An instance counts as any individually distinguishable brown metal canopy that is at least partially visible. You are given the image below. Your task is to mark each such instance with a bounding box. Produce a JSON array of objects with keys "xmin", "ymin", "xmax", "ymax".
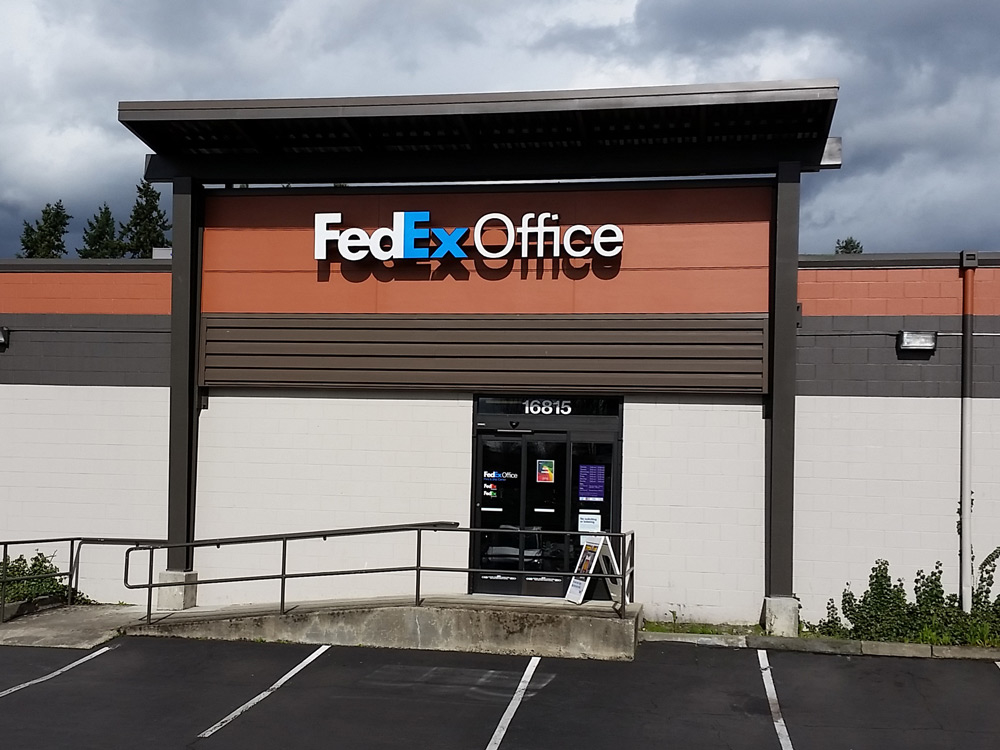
[{"xmin": 119, "ymin": 79, "xmax": 840, "ymax": 184}]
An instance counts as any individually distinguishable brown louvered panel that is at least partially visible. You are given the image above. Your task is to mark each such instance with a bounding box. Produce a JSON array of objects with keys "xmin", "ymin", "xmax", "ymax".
[
  {"xmin": 204, "ymin": 342, "xmax": 762, "ymax": 359},
  {"xmin": 205, "ymin": 354, "xmax": 761, "ymax": 374},
  {"xmin": 204, "ymin": 313, "xmax": 766, "ymax": 329},
  {"xmin": 200, "ymin": 314, "xmax": 767, "ymax": 393},
  {"xmin": 203, "ymin": 368, "xmax": 763, "ymax": 391},
  {"xmin": 207, "ymin": 328, "xmax": 763, "ymax": 345}
]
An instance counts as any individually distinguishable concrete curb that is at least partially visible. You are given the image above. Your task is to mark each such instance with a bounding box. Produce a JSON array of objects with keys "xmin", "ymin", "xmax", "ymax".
[
  {"xmin": 748, "ymin": 635, "xmax": 862, "ymax": 655},
  {"xmin": 931, "ymin": 645, "xmax": 1000, "ymax": 660},
  {"xmin": 640, "ymin": 630, "xmax": 1000, "ymax": 661},
  {"xmin": 860, "ymin": 641, "xmax": 932, "ymax": 658}
]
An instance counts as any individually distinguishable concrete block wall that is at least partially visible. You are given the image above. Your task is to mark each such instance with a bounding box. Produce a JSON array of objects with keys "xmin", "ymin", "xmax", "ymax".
[
  {"xmin": 794, "ymin": 396, "xmax": 963, "ymax": 622},
  {"xmin": 194, "ymin": 390, "xmax": 473, "ymax": 605},
  {"xmin": 972, "ymin": 399, "xmax": 1000, "ymax": 582},
  {"xmin": 0, "ymin": 384, "xmax": 169, "ymax": 604},
  {"xmin": 622, "ymin": 395, "xmax": 765, "ymax": 624}
]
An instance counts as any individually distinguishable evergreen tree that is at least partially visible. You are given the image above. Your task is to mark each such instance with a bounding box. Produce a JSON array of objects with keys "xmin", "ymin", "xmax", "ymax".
[
  {"xmin": 18, "ymin": 200, "xmax": 72, "ymax": 258},
  {"xmin": 119, "ymin": 181, "xmax": 171, "ymax": 259},
  {"xmin": 78, "ymin": 203, "xmax": 124, "ymax": 259},
  {"xmin": 835, "ymin": 236, "xmax": 864, "ymax": 254}
]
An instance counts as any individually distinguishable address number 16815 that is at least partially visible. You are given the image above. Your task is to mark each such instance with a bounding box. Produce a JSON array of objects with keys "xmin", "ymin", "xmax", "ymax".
[{"xmin": 522, "ymin": 399, "xmax": 572, "ymax": 415}]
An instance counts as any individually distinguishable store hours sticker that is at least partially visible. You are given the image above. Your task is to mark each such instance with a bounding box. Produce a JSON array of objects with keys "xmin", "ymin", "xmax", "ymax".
[{"xmin": 579, "ymin": 464, "xmax": 605, "ymax": 502}]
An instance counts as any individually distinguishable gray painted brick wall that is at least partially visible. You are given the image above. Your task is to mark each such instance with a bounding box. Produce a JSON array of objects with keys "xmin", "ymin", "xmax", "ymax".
[
  {"xmin": 0, "ymin": 314, "xmax": 170, "ymax": 387},
  {"xmin": 798, "ymin": 315, "xmax": 1000, "ymax": 398}
]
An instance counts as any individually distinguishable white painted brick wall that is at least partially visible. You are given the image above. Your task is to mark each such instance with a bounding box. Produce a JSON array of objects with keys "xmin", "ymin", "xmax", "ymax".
[
  {"xmin": 194, "ymin": 390, "xmax": 472, "ymax": 605},
  {"xmin": 622, "ymin": 396, "xmax": 765, "ymax": 624},
  {"xmin": 972, "ymin": 398, "xmax": 1000, "ymax": 591},
  {"xmin": 0, "ymin": 384, "xmax": 168, "ymax": 604},
  {"xmin": 794, "ymin": 396, "xmax": 967, "ymax": 623}
]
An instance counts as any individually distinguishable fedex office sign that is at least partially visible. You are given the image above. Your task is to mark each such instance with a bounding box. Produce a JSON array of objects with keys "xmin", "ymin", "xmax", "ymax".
[{"xmin": 314, "ymin": 211, "xmax": 623, "ymax": 262}]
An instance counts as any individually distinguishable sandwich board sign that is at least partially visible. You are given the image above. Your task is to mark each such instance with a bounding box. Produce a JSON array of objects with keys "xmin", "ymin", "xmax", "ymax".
[{"xmin": 565, "ymin": 533, "xmax": 623, "ymax": 605}]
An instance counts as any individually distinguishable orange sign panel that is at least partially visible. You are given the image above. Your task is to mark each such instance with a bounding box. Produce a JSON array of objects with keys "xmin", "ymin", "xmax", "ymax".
[{"xmin": 202, "ymin": 186, "xmax": 772, "ymax": 315}]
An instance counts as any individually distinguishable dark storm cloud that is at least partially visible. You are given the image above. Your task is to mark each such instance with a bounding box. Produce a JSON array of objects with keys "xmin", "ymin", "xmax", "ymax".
[
  {"xmin": 1, "ymin": 1, "xmax": 996, "ymax": 257},
  {"xmin": 0, "ymin": 0, "xmax": 492, "ymax": 257},
  {"xmin": 535, "ymin": 1, "xmax": 1000, "ymax": 252}
]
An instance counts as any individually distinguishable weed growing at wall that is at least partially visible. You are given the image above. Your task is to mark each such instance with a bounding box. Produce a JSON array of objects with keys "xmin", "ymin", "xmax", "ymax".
[
  {"xmin": 0, "ymin": 552, "xmax": 91, "ymax": 604},
  {"xmin": 808, "ymin": 549, "xmax": 1000, "ymax": 646}
]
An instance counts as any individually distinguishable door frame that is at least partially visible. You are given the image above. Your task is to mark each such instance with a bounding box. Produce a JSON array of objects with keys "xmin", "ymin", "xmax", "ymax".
[{"xmin": 469, "ymin": 395, "xmax": 624, "ymax": 596}]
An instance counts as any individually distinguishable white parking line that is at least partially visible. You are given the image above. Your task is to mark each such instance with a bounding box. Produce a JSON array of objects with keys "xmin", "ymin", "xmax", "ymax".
[
  {"xmin": 197, "ymin": 644, "xmax": 330, "ymax": 739},
  {"xmin": 757, "ymin": 649, "xmax": 794, "ymax": 750},
  {"xmin": 485, "ymin": 656, "xmax": 540, "ymax": 750},
  {"xmin": 0, "ymin": 645, "xmax": 115, "ymax": 699}
]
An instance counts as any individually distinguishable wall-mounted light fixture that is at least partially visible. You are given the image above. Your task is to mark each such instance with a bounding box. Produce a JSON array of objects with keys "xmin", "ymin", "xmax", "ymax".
[
  {"xmin": 0, "ymin": 326, "xmax": 9, "ymax": 352},
  {"xmin": 897, "ymin": 331, "xmax": 937, "ymax": 351}
]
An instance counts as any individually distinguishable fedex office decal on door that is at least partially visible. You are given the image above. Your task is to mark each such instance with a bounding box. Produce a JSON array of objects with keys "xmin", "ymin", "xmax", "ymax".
[{"xmin": 314, "ymin": 211, "xmax": 623, "ymax": 262}]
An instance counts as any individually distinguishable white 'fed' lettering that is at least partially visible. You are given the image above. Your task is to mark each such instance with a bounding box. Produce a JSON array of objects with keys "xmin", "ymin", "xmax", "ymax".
[{"xmin": 316, "ymin": 209, "xmax": 623, "ymax": 262}]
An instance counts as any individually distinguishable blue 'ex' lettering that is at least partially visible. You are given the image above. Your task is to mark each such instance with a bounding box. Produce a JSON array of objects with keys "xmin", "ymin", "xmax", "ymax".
[{"xmin": 431, "ymin": 227, "xmax": 469, "ymax": 258}]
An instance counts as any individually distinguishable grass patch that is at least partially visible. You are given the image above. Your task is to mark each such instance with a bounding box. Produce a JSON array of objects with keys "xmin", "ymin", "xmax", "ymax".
[{"xmin": 643, "ymin": 619, "xmax": 763, "ymax": 636}]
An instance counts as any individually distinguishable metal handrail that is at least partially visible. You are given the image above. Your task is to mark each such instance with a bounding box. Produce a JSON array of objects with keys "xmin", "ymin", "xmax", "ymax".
[
  {"xmin": 1, "ymin": 536, "xmax": 165, "ymax": 623},
  {"xmin": 124, "ymin": 522, "xmax": 635, "ymax": 625}
]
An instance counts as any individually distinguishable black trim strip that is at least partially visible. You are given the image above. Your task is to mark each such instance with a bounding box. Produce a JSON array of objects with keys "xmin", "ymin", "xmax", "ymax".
[
  {"xmin": 0, "ymin": 259, "xmax": 171, "ymax": 272},
  {"xmin": 799, "ymin": 252, "xmax": 1000, "ymax": 269}
]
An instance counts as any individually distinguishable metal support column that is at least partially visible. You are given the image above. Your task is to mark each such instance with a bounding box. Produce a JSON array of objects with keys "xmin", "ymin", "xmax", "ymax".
[
  {"xmin": 166, "ymin": 176, "xmax": 203, "ymax": 572},
  {"xmin": 960, "ymin": 251, "xmax": 977, "ymax": 611},
  {"xmin": 765, "ymin": 161, "xmax": 801, "ymax": 599}
]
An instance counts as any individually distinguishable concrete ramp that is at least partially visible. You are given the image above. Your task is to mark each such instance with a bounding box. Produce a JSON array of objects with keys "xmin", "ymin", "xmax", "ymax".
[{"xmin": 124, "ymin": 595, "xmax": 643, "ymax": 661}]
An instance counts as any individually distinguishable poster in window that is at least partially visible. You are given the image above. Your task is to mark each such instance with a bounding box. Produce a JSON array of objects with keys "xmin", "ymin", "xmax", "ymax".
[{"xmin": 579, "ymin": 464, "xmax": 605, "ymax": 502}]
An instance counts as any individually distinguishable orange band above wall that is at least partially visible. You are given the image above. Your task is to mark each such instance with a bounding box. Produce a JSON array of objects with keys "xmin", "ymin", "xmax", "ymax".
[
  {"xmin": 799, "ymin": 268, "xmax": 1000, "ymax": 317},
  {"xmin": 0, "ymin": 272, "xmax": 171, "ymax": 315},
  {"xmin": 201, "ymin": 186, "xmax": 773, "ymax": 315}
]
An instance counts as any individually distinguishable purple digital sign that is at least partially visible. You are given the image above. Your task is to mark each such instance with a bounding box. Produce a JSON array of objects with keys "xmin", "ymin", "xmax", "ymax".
[{"xmin": 579, "ymin": 464, "xmax": 605, "ymax": 502}]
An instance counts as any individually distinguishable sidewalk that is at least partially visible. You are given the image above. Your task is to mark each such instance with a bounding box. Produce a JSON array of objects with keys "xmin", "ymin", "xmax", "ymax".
[{"xmin": 0, "ymin": 604, "xmax": 149, "ymax": 649}]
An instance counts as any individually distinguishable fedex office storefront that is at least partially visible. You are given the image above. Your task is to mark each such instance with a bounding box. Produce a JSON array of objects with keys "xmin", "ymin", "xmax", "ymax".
[{"xmin": 119, "ymin": 81, "xmax": 841, "ymax": 624}]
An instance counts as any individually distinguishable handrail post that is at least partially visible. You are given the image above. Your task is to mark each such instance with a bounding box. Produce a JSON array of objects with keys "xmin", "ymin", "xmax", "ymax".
[
  {"xmin": 72, "ymin": 541, "xmax": 83, "ymax": 599},
  {"xmin": 627, "ymin": 532, "xmax": 635, "ymax": 606},
  {"xmin": 280, "ymin": 538, "xmax": 288, "ymax": 615},
  {"xmin": 618, "ymin": 533, "xmax": 625, "ymax": 618},
  {"xmin": 68, "ymin": 540, "xmax": 76, "ymax": 605},
  {"xmin": 73, "ymin": 539, "xmax": 83, "ymax": 591},
  {"xmin": 415, "ymin": 528, "xmax": 422, "ymax": 607},
  {"xmin": 1, "ymin": 542, "xmax": 7, "ymax": 624},
  {"xmin": 146, "ymin": 548, "xmax": 154, "ymax": 625}
]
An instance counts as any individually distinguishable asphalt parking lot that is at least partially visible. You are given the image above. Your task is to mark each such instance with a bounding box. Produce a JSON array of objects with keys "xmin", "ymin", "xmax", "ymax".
[{"xmin": 2, "ymin": 638, "xmax": 1000, "ymax": 749}]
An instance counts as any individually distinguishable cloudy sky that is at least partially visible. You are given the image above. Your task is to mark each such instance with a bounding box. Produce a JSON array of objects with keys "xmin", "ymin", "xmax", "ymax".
[{"xmin": 2, "ymin": 0, "xmax": 997, "ymax": 257}]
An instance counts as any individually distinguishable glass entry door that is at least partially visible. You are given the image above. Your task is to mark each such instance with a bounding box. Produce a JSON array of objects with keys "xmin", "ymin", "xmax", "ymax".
[{"xmin": 473, "ymin": 430, "xmax": 618, "ymax": 597}]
